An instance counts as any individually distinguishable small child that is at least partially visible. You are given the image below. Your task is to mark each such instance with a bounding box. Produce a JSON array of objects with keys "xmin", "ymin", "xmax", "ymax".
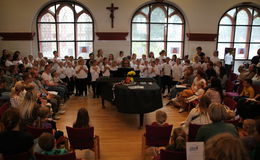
[
  {"xmin": 186, "ymin": 81, "xmax": 205, "ymax": 103},
  {"xmin": 33, "ymin": 106, "xmax": 53, "ymax": 129},
  {"xmin": 240, "ymin": 119, "xmax": 256, "ymax": 137},
  {"xmin": 152, "ymin": 110, "xmax": 169, "ymax": 126},
  {"xmin": 75, "ymin": 59, "xmax": 88, "ymax": 96},
  {"xmin": 65, "ymin": 61, "xmax": 75, "ymax": 95},
  {"xmin": 90, "ymin": 60, "xmax": 100, "ymax": 98},
  {"xmin": 101, "ymin": 58, "xmax": 111, "ymax": 77},
  {"xmin": 162, "ymin": 57, "xmax": 172, "ymax": 95},
  {"xmin": 38, "ymin": 133, "xmax": 68, "ymax": 155},
  {"xmin": 166, "ymin": 127, "xmax": 186, "ymax": 151}
]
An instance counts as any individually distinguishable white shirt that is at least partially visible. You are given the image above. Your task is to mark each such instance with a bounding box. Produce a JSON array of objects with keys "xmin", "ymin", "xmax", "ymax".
[
  {"xmin": 140, "ymin": 65, "xmax": 149, "ymax": 77},
  {"xmin": 201, "ymin": 63, "xmax": 208, "ymax": 72},
  {"xmin": 162, "ymin": 63, "xmax": 172, "ymax": 76},
  {"xmin": 57, "ymin": 66, "xmax": 66, "ymax": 79},
  {"xmin": 110, "ymin": 66, "xmax": 118, "ymax": 71},
  {"xmin": 24, "ymin": 63, "xmax": 33, "ymax": 68},
  {"xmin": 13, "ymin": 60, "xmax": 22, "ymax": 65},
  {"xmin": 90, "ymin": 66, "xmax": 100, "ymax": 81},
  {"xmin": 192, "ymin": 62, "xmax": 201, "ymax": 73},
  {"xmin": 101, "ymin": 64, "xmax": 110, "ymax": 77},
  {"xmin": 42, "ymin": 72, "xmax": 54, "ymax": 85},
  {"xmin": 65, "ymin": 67, "xmax": 75, "ymax": 78},
  {"xmin": 116, "ymin": 57, "xmax": 123, "ymax": 64},
  {"xmin": 158, "ymin": 56, "xmax": 166, "ymax": 63},
  {"xmin": 193, "ymin": 77, "xmax": 207, "ymax": 91},
  {"xmin": 134, "ymin": 64, "xmax": 141, "ymax": 71},
  {"xmin": 5, "ymin": 60, "xmax": 13, "ymax": 67},
  {"xmin": 225, "ymin": 54, "xmax": 233, "ymax": 65},
  {"xmin": 75, "ymin": 65, "xmax": 88, "ymax": 79},
  {"xmin": 172, "ymin": 64, "xmax": 183, "ymax": 81}
]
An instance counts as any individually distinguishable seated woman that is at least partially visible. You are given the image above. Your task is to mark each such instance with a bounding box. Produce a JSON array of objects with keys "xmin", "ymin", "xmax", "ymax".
[
  {"xmin": 182, "ymin": 96, "xmax": 212, "ymax": 134},
  {"xmin": 0, "ymin": 108, "xmax": 34, "ymax": 157},
  {"xmin": 204, "ymin": 78, "xmax": 223, "ymax": 104},
  {"xmin": 205, "ymin": 133, "xmax": 249, "ymax": 160},
  {"xmin": 166, "ymin": 127, "xmax": 186, "ymax": 151},
  {"xmin": 151, "ymin": 110, "xmax": 169, "ymax": 126},
  {"xmin": 239, "ymin": 79, "xmax": 255, "ymax": 99},
  {"xmin": 10, "ymin": 81, "xmax": 25, "ymax": 108},
  {"xmin": 196, "ymin": 103, "xmax": 238, "ymax": 142},
  {"xmin": 73, "ymin": 108, "xmax": 90, "ymax": 128},
  {"xmin": 38, "ymin": 133, "xmax": 68, "ymax": 155}
]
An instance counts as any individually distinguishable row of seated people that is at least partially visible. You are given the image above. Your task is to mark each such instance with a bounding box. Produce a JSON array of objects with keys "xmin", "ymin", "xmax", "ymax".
[
  {"xmin": 0, "ymin": 106, "xmax": 98, "ymax": 160},
  {"xmin": 143, "ymin": 102, "xmax": 259, "ymax": 160}
]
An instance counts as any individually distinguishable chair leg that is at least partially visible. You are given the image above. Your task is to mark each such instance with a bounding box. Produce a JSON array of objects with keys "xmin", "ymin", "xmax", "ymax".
[
  {"xmin": 142, "ymin": 135, "xmax": 145, "ymax": 160},
  {"xmin": 94, "ymin": 136, "xmax": 100, "ymax": 159}
]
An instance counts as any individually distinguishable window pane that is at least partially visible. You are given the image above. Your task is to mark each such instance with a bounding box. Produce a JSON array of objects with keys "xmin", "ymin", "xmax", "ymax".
[
  {"xmin": 234, "ymin": 26, "xmax": 248, "ymax": 42},
  {"xmin": 77, "ymin": 13, "xmax": 92, "ymax": 22},
  {"xmin": 217, "ymin": 43, "xmax": 232, "ymax": 59},
  {"xmin": 168, "ymin": 14, "xmax": 182, "ymax": 23},
  {"xmin": 38, "ymin": 24, "xmax": 56, "ymax": 41},
  {"xmin": 132, "ymin": 14, "xmax": 147, "ymax": 22},
  {"xmin": 75, "ymin": 5, "xmax": 83, "ymax": 13},
  {"xmin": 253, "ymin": 17, "xmax": 260, "ymax": 25},
  {"xmin": 141, "ymin": 7, "xmax": 149, "ymax": 15},
  {"xmin": 168, "ymin": 24, "xmax": 182, "ymax": 41},
  {"xmin": 59, "ymin": 42, "xmax": 75, "ymax": 58},
  {"xmin": 168, "ymin": 8, "xmax": 175, "ymax": 15},
  {"xmin": 220, "ymin": 16, "xmax": 232, "ymax": 25},
  {"xmin": 77, "ymin": 24, "xmax": 93, "ymax": 40},
  {"xmin": 151, "ymin": 7, "xmax": 167, "ymax": 23},
  {"xmin": 251, "ymin": 27, "xmax": 260, "ymax": 42},
  {"xmin": 40, "ymin": 13, "xmax": 55, "ymax": 22},
  {"xmin": 236, "ymin": 10, "xmax": 249, "ymax": 25},
  {"xmin": 132, "ymin": 42, "xmax": 148, "ymax": 58},
  {"xmin": 234, "ymin": 43, "xmax": 247, "ymax": 59},
  {"xmin": 249, "ymin": 43, "xmax": 260, "ymax": 59},
  {"xmin": 58, "ymin": 24, "xmax": 74, "ymax": 40},
  {"xmin": 218, "ymin": 26, "xmax": 232, "ymax": 42},
  {"xmin": 49, "ymin": 6, "xmax": 55, "ymax": 13},
  {"xmin": 77, "ymin": 42, "xmax": 93, "ymax": 59},
  {"xmin": 132, "ymin": 24, "xmax": 148, "ymax": 40},
  {"xmin": 227, "ymin": 8, "xmax": 236, "ymax": 17},
  {"xmin": 150, "ymin": 24, "xmax": 166, "ymax": 41},
  {"xmin": 167, "ymin": 42, "xmax": 182, "ymax": 58},
  {"xmin": 58, "ymin": 6, "xmax": 74, "ymax": 22},
  {"xmin": 40, "ymin": 42, "xmax": 57, "ymax": 58},
  {"xmin": 150, "ymin": 42, "xmax": 165, "ymax": 57}
]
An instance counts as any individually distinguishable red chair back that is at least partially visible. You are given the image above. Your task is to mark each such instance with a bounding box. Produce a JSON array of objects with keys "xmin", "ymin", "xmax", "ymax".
[
  {"xmin": 225, "ymin": 80, "xmax": 234, "ymax": 92},
  {"xmin": 26, "ymin": 125, "xmax": 53, "ymax": 139},
  {"xmin": 160, "ymin": 149, "xmax": 186, "ymax": 160},
  {"xmin": 3, "ymin": 152, "xmax": 31, "ymax": 160},
  {"xmin": 35, "ymin": 152, "xmax": 76, "ymax": 160},
  {"xmin": 145, "ymin": 125, "xmax": 173, "ymax": 147},
  {"xmin": 66, "ymin": 126, "xmax": 94, "ymax": 150},
  {"xmin": 223, "ymin": 97, "xmax": 237, "ymax": 110},
  {"xmin": 0, "ymin": 103, "xmax": 9, "ymax": 119},
  {"xmin": 188, "ymin": 123, "xmax": 203, "ymax": 142}
]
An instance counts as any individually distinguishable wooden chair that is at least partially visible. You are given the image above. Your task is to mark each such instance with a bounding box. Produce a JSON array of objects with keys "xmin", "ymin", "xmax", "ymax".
[
  {"xmin": 223, "ymin": 96, "xmax": 237, "ymax": 110},
  {"xmin": 159, "ymin": 149, "xmax": 186, "ymax": 160},
  {"xmin": 66, "ymin": 126, "xmax": 100, "ymax": 160},
  {"xmin": 3, "ymin": 152, "xmax": 31, "ymax": 160},
  {"xmin": 26, "ymin": 125, "xmax": 53, "ymax": 139},
  {"xmin": 35, "ymin": 152, "xmax": 77, "ymax": 160},
  {"xmin": 188, "ymin": 123, "xmax": 203, "ymax": 142},
  {"xmin": 142, "ymin": 125, "xmax": 173, "ymax": 159}
]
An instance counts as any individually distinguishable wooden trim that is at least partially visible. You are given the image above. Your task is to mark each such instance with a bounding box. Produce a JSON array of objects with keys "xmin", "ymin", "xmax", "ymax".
[
  {"xmin": 186, "ymin": 33, "xmax": 217, "ymax": 41},
  {"xmin": 0, "ymin": 32, "xmax": 35, "ymax": 40},
  {"xmin": 96, "ymin": 32, "xmax": 128, "ymax": 40}
]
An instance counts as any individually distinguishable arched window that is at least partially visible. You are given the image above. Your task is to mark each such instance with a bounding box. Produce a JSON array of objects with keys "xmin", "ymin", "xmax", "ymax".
[
  {"xmin": 217, "ymin": 5, "xmax": 260, "ymax": 59},
  {"xmin": 37, "ymin": 1, "xmax": 94, "ymax": 59},
  {"xmin": 131, "ymin": 2, "xmax": 185, "ymax": 58}
]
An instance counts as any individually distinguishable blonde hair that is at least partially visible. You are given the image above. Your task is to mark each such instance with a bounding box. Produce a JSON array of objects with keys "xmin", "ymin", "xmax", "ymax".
[
  {"xmin": 156, "ymin": 110, "xmax": 167, "ymax": 124},
  {"xmin": 19, "ymin": 90, "xmax": 38, "ymax": 119},
  {"xmin": 243, "ymin": 119, "xmax": 256, "ymax": 136},
  {"xmin": 173, "ymin": 127, "xmax": 187, "ymax": 151},
  {"xmin": 205, "ymin": 133, "xmax": 249, "ymax": 160},
  {"xmin": 11, "ymin": 81, "xmax": 25, "ymax": 97},
  {"xmin": 208, "ymin": 103, "xmax": 227, "ymax": 122}
]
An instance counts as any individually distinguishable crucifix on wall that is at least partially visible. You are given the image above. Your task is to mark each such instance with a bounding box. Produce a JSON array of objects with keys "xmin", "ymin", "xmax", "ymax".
[{"xmin": 106, "ymin": 3, "xmax": 118, "ymax": 28}]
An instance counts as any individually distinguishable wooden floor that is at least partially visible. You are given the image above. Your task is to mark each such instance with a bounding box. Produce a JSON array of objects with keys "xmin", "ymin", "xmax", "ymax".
[{"xmin": 56, "ymin": 93, "xmax": 188, "ymax": 160}]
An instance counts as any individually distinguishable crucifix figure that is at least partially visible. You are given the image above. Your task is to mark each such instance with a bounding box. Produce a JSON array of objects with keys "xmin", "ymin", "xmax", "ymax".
[{"xmin": 106, "ymin": 3, "xmax": 118, "ymax": 28}]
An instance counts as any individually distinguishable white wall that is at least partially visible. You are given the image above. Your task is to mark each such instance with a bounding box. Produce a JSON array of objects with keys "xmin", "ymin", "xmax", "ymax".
[{"xmin": 0, "ymin": 0, "xmax": 259, "ymax": 58}]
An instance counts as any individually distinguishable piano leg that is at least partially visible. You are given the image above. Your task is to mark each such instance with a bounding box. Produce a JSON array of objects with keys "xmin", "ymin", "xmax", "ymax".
[
  {"xmin": 102, "ymin": 98, "xmax": 105, "ymax": 109},
  {"xmin": 139, "ymin": 113, "xmax": 144, "ymax": 129}
]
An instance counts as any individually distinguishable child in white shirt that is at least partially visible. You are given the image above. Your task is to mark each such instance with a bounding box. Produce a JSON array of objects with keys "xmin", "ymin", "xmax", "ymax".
[
  {"xmin": 172, "ymin": 58, "xmax": 183, "ymax": 85},
  {"xmin": 101, "ymin": 58, "xmax": 110, "ymax": 77},
  {"xmin": 162, "ymin": 57, "xmax": 172, "ymax": 95},
  {"xmin": 65, "ymin": 62, "xmax": 75, "ymax": 94},
  {"xmin": 75, "ymin": 59, "xmax": 88, "ymax": 96},
  {"xmin": 140, "ymin": 61, "xmax": 149, "ymax": 78},
  {"xmin": 57, "ymin": 62, "xmax": 67, "ymax": 83},
  {"xmin": 90, "ymin": 60, "xmax": 101, "ymax": 98}
]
